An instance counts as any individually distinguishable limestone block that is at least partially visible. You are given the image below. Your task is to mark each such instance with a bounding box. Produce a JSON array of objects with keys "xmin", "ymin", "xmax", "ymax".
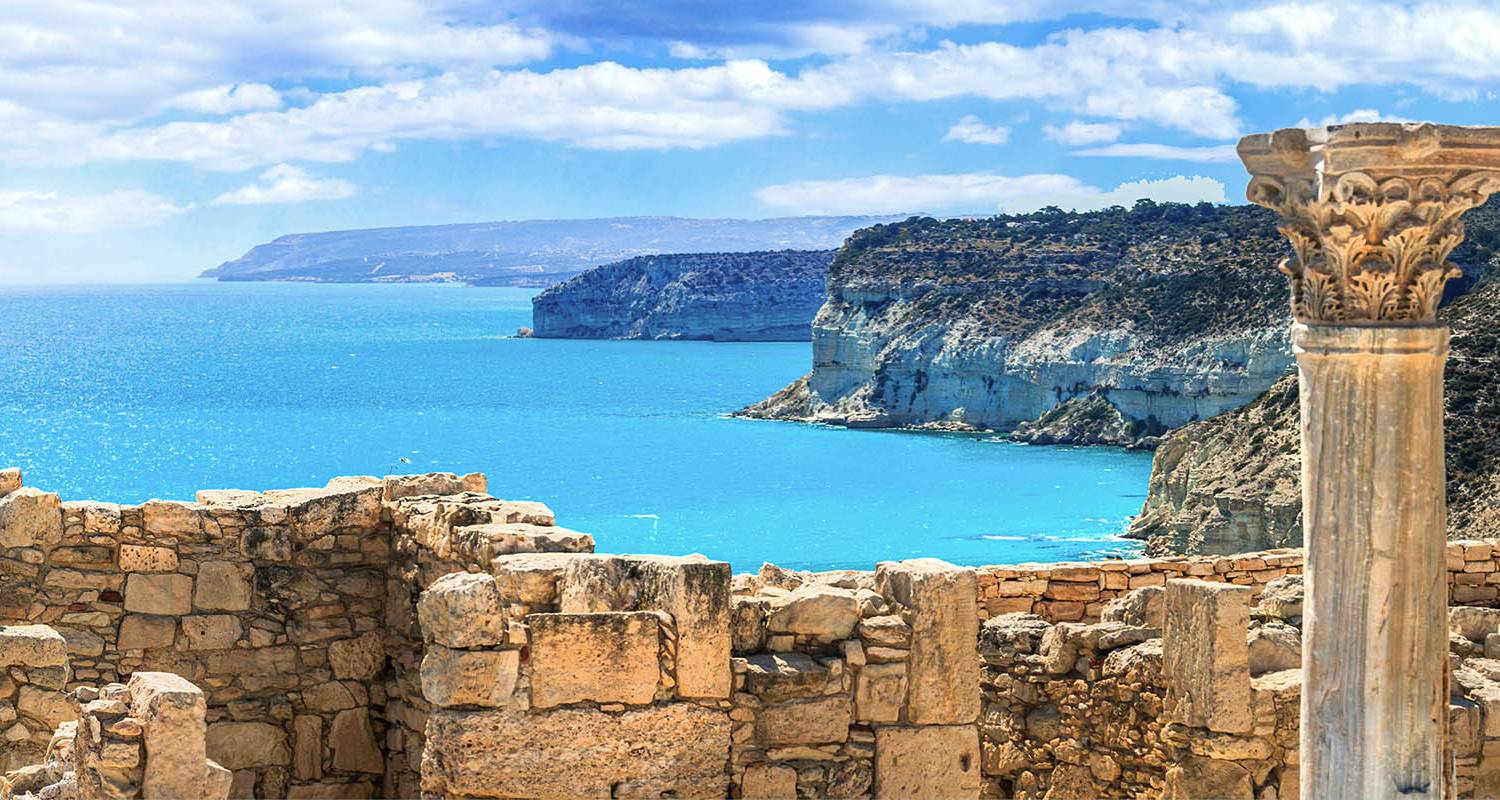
[
  {"xmin": 1453, "ymin": 606, "xmax": 1500, "ymax": 643},
  {"xmin": 328, "ymin": 631, "xmax": 384, "ymax": 680},
  {"xmin": 417, "ymin": 572, "xmax": 507, "ymax": 648},
  {"xmin": 118, "ymin": 615, "xmax": 177, "ymax": 650},
  {"xmin": 124, "ymin": 572, "xmax": 193, "ymax": 615},
  {"xmin": 873, "ymin": 725, "xmax": 981, "ymax": 800},
  {"xmin": 293, "ymin": 715, "xmax": 323, "ymax": 781},
  {"xmin": 742, "ymin": 764, "xmax": 797, "ymax": 799},
  {"xmin": 241, "ymin": 525, "xmax": 293, "ymax": 561},
  {"xmin": 141, "ymin": 500, "xmax": 203, "ymax": 537},
  {"xmin": 1100, "ymin": 585, "xmax": 1164, "ymax": 628},
  {"xmin": 16, "ymin": 686, "xmax": 72, "ymax": 728},
  {"xmin": 452, "ymin": 522, "xmax": 594, "ymax": 560},
  {"xmin": 740, "ymin": 653, "xmax": 829, "ymax": 702},
  {"xmin": 857, "ymin": 615, "xmax": 912, "ymax": 648},
  {"xmin": 421, "ymin": 704, "xmax": 730, "ymax": 798},
  {"xmin": 129, "ymin": 671, "xmax": 209, "ymax": 800},
  {"xmin": 56, "ymin": 626, "xmax": 105, "ymax": 657},
  {"xmin": 1164, "ymin": 578, "xmax": 1253, "ymax": 733},
  {"xmin": 855, "ymin": 662, "xmax": 907, "ymax": 724},
  {"xmin": 1247, "ymin": 622, "xmax": 1301, "ymax": 675},
  {"xmin": 1255, "ymin": 574, "xmax": 1303, "ymax": 622},
  {"xmin": 1162, "ymin": 756, "xmax": 1253, "ymax": 799},
  {"xmin": 765, "ymin": 583, "xmax": 859, "ymax": 638},
  {"xmin": 330, "ymin": 708, "xmax": 384, "ymax": 774},
  {"xmin": 755, "ymin": 696, "xmax": 850, "ymax": 745},
  {"xmin": 0, "ymin": 625, "xmax": 67, "ymax": 668},
  {"xmin": 0, "ymin": 488, "xmax": 62, "ymax": 549},
  {"xmin": 529, "ymin": 612, "xmax": 660, "ymax": 708},
  {"xmin": 558, "ymin": 555, "xmax": 732, "ymax": 699},
  {"xmin": 182, "ymin": 615, "xmax": 242, "ymax": 650},
  {"xmin": 491, "ymin": 552, "xmax": 581, "ymax": 606},
  {"xmin": 420, "ymin": 645, "xmax": 520, "ymax": 708},
  {"xmin": 206, "ymin": 720, "xmax": 288, "ymax": 770},
  {"xmin": 875, "ymin": 559, "xmax": 980, "ymax": 725},
  {"xmin": 205, "ymin": 759, "xmax": 232, "ymax": 800},
  {"xmin": 193, "ymin": 561, "xmax": 252, "ymax": 611},
  {"xmin": 0, "ymin": 467, "xmax": 19, "ymax": 497},
  {"xmin": 732, "ymin": 596, "xmax": 769, "ymax": 653},
  {"xmin": 118, "ymin": 545, "xmax": 178, "ymax": 573},
  {"xmin": 277, "ymin": 482, "xmax": 383, "ymax": 537},
  {"xmin": 382, "ymin": 472, "xmax": 484, "ymax": 501}
]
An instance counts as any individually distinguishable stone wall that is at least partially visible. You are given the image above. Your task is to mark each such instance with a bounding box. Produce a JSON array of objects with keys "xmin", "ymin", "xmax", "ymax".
[
  {"xmin": 976, "ymin": 540, "xmax": 1500, "ymax": 623},
  {"xmin": 11, "ymin": 467, "xmax": 1500, "ymax": 798}
]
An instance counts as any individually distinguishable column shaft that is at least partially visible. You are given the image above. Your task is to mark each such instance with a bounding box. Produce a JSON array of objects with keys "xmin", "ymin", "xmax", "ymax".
[{"xmin": 1295, "ymin": 322, "xmax": 1449, "ymax": 799}]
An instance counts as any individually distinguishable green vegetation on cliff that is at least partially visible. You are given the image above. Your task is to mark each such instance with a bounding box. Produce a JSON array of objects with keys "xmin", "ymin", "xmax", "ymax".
[{"xmin": 1130, "ymin": 196, "xmax": 1500, "ymax": 552}]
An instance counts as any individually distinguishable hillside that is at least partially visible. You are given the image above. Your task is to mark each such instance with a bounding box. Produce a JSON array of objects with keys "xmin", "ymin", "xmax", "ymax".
[
  {"xmin": 531, "ymin": 250, "xmax": 831, "ymax": 341},
  {"xmin": 739, "ymin": 201, "xmax": 1295, "ymax": 440},
  {"xmin": 1130, "ymin": 198, "xmax": 1500, "ymax": 553},
  {"xmin": 203, "ymin": 216, "xmax": 896, "ymax": 288}
]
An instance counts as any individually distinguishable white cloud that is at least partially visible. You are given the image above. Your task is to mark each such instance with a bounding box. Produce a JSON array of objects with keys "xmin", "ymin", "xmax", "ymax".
[
  {"xmin": 168, "ymin": 83, "xmax": 283, "ymax": 114},
  {"xmin": 1072, "ymin": 142, "xmax": 1239, "ymax": 163},
  {"xmin": 754, "ymin": 172, "xmax": 1226, "ymax": 215},
  {"xmin": 1296, "ymin": 108, "xmax": 1412, "ymax": 127},
  {"xmin": 1044, "ymin": 120, "xmax": 1122, "ymax": 145},
  {"xmin": 211, "ymin": 164, "xmax": 357, "ymax": 205},
  {"xmin": 942, "ymin": 115, "xmax": 1011, "ymax": 145},
  {"xmin": 0, "ymin": 189, "xmax": 187, "ymax": 233}
]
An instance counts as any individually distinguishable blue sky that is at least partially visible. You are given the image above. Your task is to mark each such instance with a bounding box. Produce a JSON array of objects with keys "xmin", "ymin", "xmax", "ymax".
[{"xmin": 4, "ymin": 1, "xmax": 1500, "ymax": 282}]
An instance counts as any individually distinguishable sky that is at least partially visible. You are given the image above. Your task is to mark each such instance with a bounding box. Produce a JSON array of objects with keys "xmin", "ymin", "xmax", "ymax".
[{"xmin": 5, "ymin": 2, "xmax": 1500, "ymax": 282}]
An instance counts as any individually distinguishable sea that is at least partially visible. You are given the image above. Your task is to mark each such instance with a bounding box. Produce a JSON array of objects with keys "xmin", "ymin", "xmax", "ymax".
[{"xmin": 0, "ymin": 282, "xmax": 1153, "ymax": 572}]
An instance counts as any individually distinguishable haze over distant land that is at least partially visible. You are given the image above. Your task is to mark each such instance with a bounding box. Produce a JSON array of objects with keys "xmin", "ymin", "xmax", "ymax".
[{"xmin": 202, "ymin": 216, "xmax": 898, "ymax": 287}]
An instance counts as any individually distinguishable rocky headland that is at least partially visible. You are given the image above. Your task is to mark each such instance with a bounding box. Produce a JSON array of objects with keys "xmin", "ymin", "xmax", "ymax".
[
  {"xmin": 1129, "ymin": 199, "xmax": 1500, "ymax": 555},
  {"xmin": 203, "ymin": 216, "xmax": 892, "ymax": 288},
  {"xmin": 530, "ymin": 250, "xmax": 831, "ymax": 341},
  {"xmin": 738, "ymin": 202, "xmax": 1296, "ymax": 444}
]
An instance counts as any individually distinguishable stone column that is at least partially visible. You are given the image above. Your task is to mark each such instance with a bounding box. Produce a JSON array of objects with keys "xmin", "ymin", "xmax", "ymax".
[{"xmin": 1239, "ymin": 123, "xmax": 1500, "ymax": 799}]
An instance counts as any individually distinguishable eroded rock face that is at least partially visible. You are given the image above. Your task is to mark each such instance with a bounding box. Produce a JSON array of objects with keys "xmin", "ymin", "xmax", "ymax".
[
  {"xmin": 532, "ymin": 250, "xmax": 833, "ymax": 342},
  {"xmin": 421, "ymin": 704, "xmax": 731, "ymax": 798}
]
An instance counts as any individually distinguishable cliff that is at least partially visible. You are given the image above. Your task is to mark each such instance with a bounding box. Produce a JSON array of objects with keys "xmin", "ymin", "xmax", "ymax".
[
  {"xmin": 1130, "ymin": 200, "xmax": 1500, "ymax": 554},
  {"xmin": 203, "ymin": 216, "xmax": 894, "ymax": 288},
  {"xmin": 739, "ymin": 202, "xmax": 1295, "ymax": 442},
  {"xmin": 530, "ymin": 250, "xmax": 831, "ymax": 341}
]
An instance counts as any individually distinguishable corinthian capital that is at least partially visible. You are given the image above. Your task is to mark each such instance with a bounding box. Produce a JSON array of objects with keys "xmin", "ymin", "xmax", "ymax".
[{"xmin": 1238, "ymin": 123, "xmax": 1500, "ymax": 325}]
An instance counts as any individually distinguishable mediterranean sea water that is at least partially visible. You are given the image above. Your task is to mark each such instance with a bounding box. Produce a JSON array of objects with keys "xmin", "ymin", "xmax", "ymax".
[{"xmin": 1, "ymin": 282, "xmax": 1153, "ymax": 572}]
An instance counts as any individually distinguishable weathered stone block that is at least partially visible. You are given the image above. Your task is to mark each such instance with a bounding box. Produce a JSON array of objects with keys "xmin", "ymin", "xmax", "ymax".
[
  {"xmin": 875, "ymin": 559, "xmax": 979, "ymax": 725},
  {"xmin": 181, "ymin": 615, "xmax": 242, "ymax": 650},
  {"xmin": 330, "ymin": 708, "xmax": 384, "ymax": 774},
  {"xmin": 206, "ymin": 720, "xmax": 288, "ymax": 770},
  {"xmin": 119, "ymin": 615, "xmax": 177, "ymax": 651},
  {"xmin": 740, "ymin": 652, "xmax": 829, "ymax": 702},
  {"xmin": 420, "ymin": 645, "xmax": 519, "ymax": 708},
  {"xmin": 417, "ymin": 571, "xmax": 507, "ymax": 648},
  {"xmin": 1162, "ymin": 756, "xmax": 1253, "ymax": 799},
  {"xmin": 16, "ymin": 686, "xmax": 72, "ymax": 728},
  {"xmin": 193, "ymin": 561, "xmax": 252, "ymax": 611},
  {"xmin": 124, "ymin": 572, "xmax": 193, "ymax": 615},
  {"xmin": 119, "ymin": 544, "xmax": 178, "ymax": 573},
  {"xmin": 129, "ymin": 671, "xmax": 209, "ymax": 799},
  {"xmin": 1164, "ymin": 578, "xmax": 1253, "ymax": 733},
  {"xmin": 732, "ymin": 596, "xmax": 769, "ymax": 653},
  {"xmin": 329, "ymin": 631, "xmax": 384, "ymax": 680},
  {"xmin": 293, "ymin": 714, "xmax": 323, "ymax": 781},
  {"xmin": 558, "ymin": 555, "xmax": 732, "ymax": 699},
  {"xmin": 855, "ymin": 662, "xmax": 907, "ymax": 724},
  {"xmin": 0, "ymin": 468, "xmax": 19, "ymax": 497},
  {"xmin": 0, "ymin": 625, "xmax": 67, "ymax": 668},
  {"xmin": 491, "ymin": 552, "xmax": 580, "ymax": 606},
  {"xmin": 873, "ymin": 725, "xmax": 981, "ymax": 799},
  {"xmin": 755, "ymin": 696, "xmax": 850, "ymax": 745},
  {"xmin": 742, "ymin": 764, "xmax": 797, "ymax": 799},
  {"xmin": 765, "ymin": 584, "xmax": 859, "ymax": 638},
  {"xmin": 421, "ymin": 704, "xmax": 730, "ymax": 798},
  {"xmin": 0, "ymin": 488, "xmax": 61, "ymax": 550},
  {"xmin": 528, "ymin": 611, "xmax": 660, "ymax": 708}
]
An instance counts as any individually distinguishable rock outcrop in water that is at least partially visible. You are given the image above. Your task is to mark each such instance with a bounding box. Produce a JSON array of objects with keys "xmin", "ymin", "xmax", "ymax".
[
  {"xmin": 740, "ymin": 203, "xmax": 1295, "ymax": 443},
  {"xmin": 202, "ymin": 216, "xmax": 893, "ymax": 288},
  {"xmin": 1130, "ymin": 199, "xmax": 1500, "ymax": 554},
  {"xmin": 531, "ymin": 250, "xmax": 831, "ymax": 341}
]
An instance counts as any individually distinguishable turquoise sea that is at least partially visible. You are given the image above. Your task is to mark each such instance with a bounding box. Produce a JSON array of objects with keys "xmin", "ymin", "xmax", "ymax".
[{"xmin": 0, "ymin": 283, "xmax": 1152, "ymax": 572}]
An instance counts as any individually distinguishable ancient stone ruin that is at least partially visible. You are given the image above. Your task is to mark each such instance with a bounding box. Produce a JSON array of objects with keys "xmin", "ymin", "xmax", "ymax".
[{"xmin": 6, "ymin": 466, "xmax": 1500, "ymax": 798}]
